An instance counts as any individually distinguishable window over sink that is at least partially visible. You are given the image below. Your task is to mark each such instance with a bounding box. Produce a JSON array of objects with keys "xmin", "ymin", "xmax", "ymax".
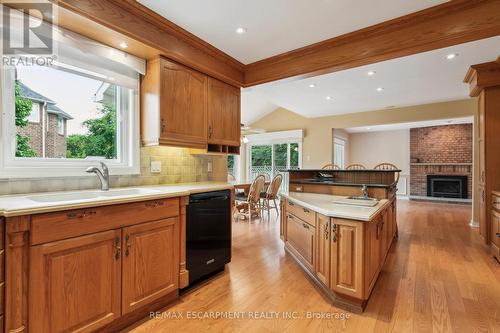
[{"xmin": 0, "ymin": 13, "xmax": 145, "ymax": 178}]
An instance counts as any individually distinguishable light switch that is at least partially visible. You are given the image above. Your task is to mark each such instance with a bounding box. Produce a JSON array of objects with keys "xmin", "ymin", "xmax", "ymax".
[
  {"xmin": 151, "ymin": 161, "xmax": 161, "ymax": 173},
  {"xmin": 208, "ymin": 161, "xmax": 213, "ymax": 172}
]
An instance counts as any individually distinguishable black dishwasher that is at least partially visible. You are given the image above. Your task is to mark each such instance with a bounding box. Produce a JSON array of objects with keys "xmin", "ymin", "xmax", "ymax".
[{"xmin": 186, "ymin": 190, "xmax": 231, "ymax": 286}]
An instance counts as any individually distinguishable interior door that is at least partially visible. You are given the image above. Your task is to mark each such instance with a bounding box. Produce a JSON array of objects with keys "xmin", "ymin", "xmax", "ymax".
[
  {"xmin": 29, "ymin": 230, "xmax": 121, "ymax": 333},
  {"xmin": 122, "ymin": 218, "xmax": 179, "ymax": 314}
]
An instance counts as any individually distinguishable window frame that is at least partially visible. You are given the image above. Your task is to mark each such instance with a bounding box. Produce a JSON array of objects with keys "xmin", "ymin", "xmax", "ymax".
[
  {"xmin": 0, "ymin": 67, "xmax": 140, "ymax": 178},
  {"xmin": 57, "ymin": 116, "xmax": 64, "ymax": 135},
  {"xmin": 333, "ymin": 137, "xmax": 346, "ymax": 168},
  {"xmin": 28, "ymin": 102, "xmax": 41, "ymax": 123}
]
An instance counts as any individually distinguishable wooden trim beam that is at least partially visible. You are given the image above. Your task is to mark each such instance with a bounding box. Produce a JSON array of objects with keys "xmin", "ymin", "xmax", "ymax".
[
  {"xmin": 464, "ymin": 61, "xmax": 500, "ymax": 97},
  {"xmin": 53, "ymin": 0, "xmax": 500, "ymax": 88},
  {"xmin": 244, "ymin": 0, "xmax": 500, "ymax": 86},
  {"xmin": 52, "ymin": 0, "xmax": 245, "ymax": 87}
]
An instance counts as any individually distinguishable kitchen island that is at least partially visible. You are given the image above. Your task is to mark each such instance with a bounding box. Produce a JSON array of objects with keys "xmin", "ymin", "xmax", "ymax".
[{"xmin": 280, "ymin": 169, "xmax": 398, "ymax": 312}]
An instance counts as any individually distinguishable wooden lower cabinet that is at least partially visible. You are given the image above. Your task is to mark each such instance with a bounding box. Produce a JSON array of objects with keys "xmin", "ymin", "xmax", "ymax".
[
  {"xmin": 122, "ymin": 218, "xmax": 179, "ymax": 314},
  {"xmin": 6, "ymin": 198, "xmax": 185, "ymax": 333},
  {"xmin": 330, "ymin": 219, "xmax": 364, "ymax": 299},
  {"xmin": 285, "ymin": 214, "xmax": 315, "ymax": 271},
  {"xmin": 30, "ymin": 230, "xmax": 122, "ymax": 333},
  {"xmin": 315, "ymin": 214, "xmax": 330, "ymax": 287},
  {"xmin": 491, "ymin": 209, "xmax": 500, "ymax": 259},
  {"xmin": 282, "ymin": 198, "xmax": 397, "ymax": 312}
]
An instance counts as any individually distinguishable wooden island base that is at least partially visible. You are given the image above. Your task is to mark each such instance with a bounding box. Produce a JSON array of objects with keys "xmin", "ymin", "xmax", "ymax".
[{"xmin": 280, "ymin": 169, "xmax": 399, "ymax": 312}]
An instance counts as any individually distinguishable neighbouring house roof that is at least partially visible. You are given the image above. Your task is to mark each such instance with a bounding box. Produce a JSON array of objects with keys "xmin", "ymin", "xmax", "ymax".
[
  {"xmin": 18, "ymin": 81, "xmax": 73, "ymax": 120},
  {"xmin": 47, "ymin": 104, "xmax": 73, "ymax": 120},
  {"xmin": 18, "ymin": 81, "xmax": 55, "ymax": 104}
]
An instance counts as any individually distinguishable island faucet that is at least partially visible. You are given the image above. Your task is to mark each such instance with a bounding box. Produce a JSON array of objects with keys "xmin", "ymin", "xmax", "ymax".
[
  {"xmin": 85, "ymin": 162, "xmax": 109, "ymax": 191},
  {"xmin": 361, "ymin": 184, "xmax": 369, "ymax": 198}
]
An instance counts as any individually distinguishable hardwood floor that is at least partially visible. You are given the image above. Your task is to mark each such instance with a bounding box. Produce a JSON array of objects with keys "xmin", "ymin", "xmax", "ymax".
[{"xmin": 129, "ymin": 200, "xmax": 500, "ymax": 333}]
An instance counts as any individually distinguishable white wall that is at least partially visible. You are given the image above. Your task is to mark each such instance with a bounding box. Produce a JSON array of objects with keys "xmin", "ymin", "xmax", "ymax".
[
  {"xmin": 347, "ymin": 129, "xmax": 410, "ymax": 173},
  {"xmin": 347, "ymin": 129, "xmax": 410, "ymax": 196}
]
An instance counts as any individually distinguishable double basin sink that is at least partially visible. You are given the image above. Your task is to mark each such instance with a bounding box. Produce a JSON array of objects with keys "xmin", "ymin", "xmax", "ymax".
[{"xmin": 26, "ymin": 188, "xmax": 162, "ymax": 203}]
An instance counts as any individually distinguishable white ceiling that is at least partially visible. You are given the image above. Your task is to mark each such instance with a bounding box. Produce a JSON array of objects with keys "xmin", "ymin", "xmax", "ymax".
[
  {"xmin": 138, "ymin": 0, "xmax": 446, "ymax": 64},
  {"xmin": 244, "ymin": 36, "xmax": 500, "ymax": 123},
  {"xmin": 345, "ymin": 117, "xmax": 473, "ymax": 133}
]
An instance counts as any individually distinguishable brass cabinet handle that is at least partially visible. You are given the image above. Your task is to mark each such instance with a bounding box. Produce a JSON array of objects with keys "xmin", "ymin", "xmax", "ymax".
[
  {"xmin": 324, "ymin": 221, "xmax": 329, "ymax": 240},
  {"xmin": 125, "ymin": 234, "xmax": 131, "ymax": 257},
  {"xmin": 67, "ymin": 209, "xmax": 97, "ymax": 219},
  {"xmin": 289, "ymin": 201, "xmax": 295, "ymax": 206},
  {"xmin": 208, "ymin": 126, "xmax": 213, "ymax": 138},
  {"xmin": 288, "ymin": 214, "xmax": 294, "ymax": 220},
  {"xmin": 303, "ymin": 208, "xmax": 310, "ymax": 213},
  {"xmin": 496, "ymin": 233, "xmax": 500, "ymax": 238},
  {"xmin": 114, "ymin": 237, "xmax": 121, "ymax": 260},
  {"xmin": 145, "ymin": 200, "xmax": 164, "ymax": 208},
  {"xmin": 161, "ymin": 118, "xmax": 166, "ymax": 134},
  {"xmin": 331, "ymin": 224, "xmax": 337, "ymax": 242},
  {"xmin": 302, "ymin": 223, "xmax": 309, "ymax": 230}
]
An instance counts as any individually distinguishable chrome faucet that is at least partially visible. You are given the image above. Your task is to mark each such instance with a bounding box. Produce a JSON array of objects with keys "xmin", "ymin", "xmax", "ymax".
[
  {"xmin": 361, "ymin": 184, "xmax": 369, "ymax": 199},
  {"xmin": 86, "ymin": 162, "xmax": 109, "ymax": 191}
]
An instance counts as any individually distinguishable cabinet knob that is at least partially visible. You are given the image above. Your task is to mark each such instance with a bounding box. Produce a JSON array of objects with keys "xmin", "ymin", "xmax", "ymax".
[
  {"xmin": 161, "ymin": 119, "xmax": 166, "ymax": 134},
  {"xmin": 303, "ymin": 208, "xmax": 310, "ymax": 213},
  {"xmin": 125, "ymin": 234, "xmax": 131, "ymax": 256},
  {"xmin": 496, "ymin": 233, "xmax": 500, "ymax": 238}
]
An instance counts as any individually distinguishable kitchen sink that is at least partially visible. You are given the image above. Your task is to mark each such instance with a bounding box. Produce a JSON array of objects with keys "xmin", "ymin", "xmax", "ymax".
[
  {"xmin": 332, "ymin": 196, "xmax": 379, "ymax": 207},
  {"xmin": 27, "ymin": 188, "xmax": 161, "ymax": 203}
]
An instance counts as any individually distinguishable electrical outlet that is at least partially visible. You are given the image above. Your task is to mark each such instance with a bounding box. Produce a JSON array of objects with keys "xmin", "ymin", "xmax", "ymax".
[
  {"xmin": 150, "ymin": 161, "xmax": 161, "ymax": 173},
  {"xmin": 207, "ymin": 161, "xmax": 213, "ymax": 172}
]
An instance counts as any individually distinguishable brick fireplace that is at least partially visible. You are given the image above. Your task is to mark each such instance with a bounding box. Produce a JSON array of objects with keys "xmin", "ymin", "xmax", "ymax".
[{"xmin": 410, "ymin": 124, "xmax": 472, "ymax": 200}]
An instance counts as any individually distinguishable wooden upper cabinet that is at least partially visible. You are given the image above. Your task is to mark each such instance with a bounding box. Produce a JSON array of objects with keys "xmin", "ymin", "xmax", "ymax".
[
  {"xmin": 29, "ymin": 230, "xmax": 122, "ymax": 333},
  {"xmin": 122, "ymin": 218, "xmax": 180, "ymax": 314},
  {"xmin": 330, "ymin": 219, "xmax": 364, "ymax": 299},
  {"xmin": 207, "ymin": 77, "xmax": 241, "ymax": 146},
  {"xmin": 142, "ymin": 57, "xmax": 207, "ymax": 149}
]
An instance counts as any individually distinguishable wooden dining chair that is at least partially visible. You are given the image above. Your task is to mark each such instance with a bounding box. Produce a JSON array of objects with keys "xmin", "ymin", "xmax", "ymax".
[
  {"xmin": 374, "ymin": 162, "xmax": 400, "ymax": 183},
  {"xmin": 346, "ymin": 163, "xmax": 366, "ymax": 170},
  {"xmin": 260, "ymin": 174, "xmax": 283, "ymax": 216},
  {"xmin": 322, "ymin": 164, "xmax": 340, "ymax": 170},
  {"xmin": 374, "ymin": 162, "xmax": 400, "ymax": 238},
  {"xmin": 234, "ymin": 175, "xmax": 266, "ymax": 221}
]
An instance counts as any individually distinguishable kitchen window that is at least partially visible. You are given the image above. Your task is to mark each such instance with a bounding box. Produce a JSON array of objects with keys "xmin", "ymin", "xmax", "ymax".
[{"xmin": 0, "ymin": 12, "xmax": 145, "ymax": 178}]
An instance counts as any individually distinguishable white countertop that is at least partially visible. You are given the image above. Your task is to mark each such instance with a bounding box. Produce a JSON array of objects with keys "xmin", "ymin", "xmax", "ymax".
[
  {"xmin": 280, "ymin": 192, "xmax": 389, "ymax": 221},
  {"xmin": 0, "ymin": 182, "xmax": 233, "ymax": 217}
]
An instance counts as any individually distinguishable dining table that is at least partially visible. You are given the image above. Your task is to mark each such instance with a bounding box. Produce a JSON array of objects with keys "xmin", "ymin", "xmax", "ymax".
[{"xmin": 232, "ymin": 181, "xmax": 271, "ymax": 197}]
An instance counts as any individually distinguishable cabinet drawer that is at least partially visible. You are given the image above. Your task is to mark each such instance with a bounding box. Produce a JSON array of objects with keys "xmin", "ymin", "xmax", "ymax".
[
  {"xmin": 492, "ymin": 194, "xmax": 500, "ymax": 211},
  {"xmin": 286, "ymin": 200, "xmax": 315, "ymax": 227},
  {"xmin": 31, "ymin": 198, "xmax": 180, "ymax": 245}
]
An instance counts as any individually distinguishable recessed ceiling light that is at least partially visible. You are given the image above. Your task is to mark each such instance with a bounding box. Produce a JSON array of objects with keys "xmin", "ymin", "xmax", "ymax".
[
  {"xmin": 446, "ymin": 53, "xmax": 458, "ymax": 60},
  {"xmin": 236, "ymin": 27, "xmax": 247, "ymax": 34},
  {"xmin": 376, "ymin": 87, "xmax": 384, "ymax": 92},
  {"xmin": 119, "ymin": 41, "xmax": 128, "ymax": 49},
  {"xmin": 308, "ymin": 83, "xmax": 316, "ymax": 88},
  {"xmin": 326, "ymin": 96, "xmax": 332, "ymax": 100},
  {"xmin": 367, "ymin": 70, "xmax": 376, "ymax": 76},
  {"xmin": 366, "ymin": 127, "xmax": 371, "ymax": 130}
]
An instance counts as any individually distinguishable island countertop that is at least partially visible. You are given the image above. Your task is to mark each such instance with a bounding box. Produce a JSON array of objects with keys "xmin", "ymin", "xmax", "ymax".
[
  {"xmin": 280, "ymin": 192, "xmax": 389, "ymax": 221},
  {"xmin": 0, "ymin": 182, "xmax": 233, "ymax": 217}
]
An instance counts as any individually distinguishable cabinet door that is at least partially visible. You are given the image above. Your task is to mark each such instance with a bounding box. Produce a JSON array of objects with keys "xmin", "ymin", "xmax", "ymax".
[
  {"xmin": 330, "ymin": 219, "xmax": 364, "ymax": 299},
  {"xmin": 315, "ymin": 214, "xmax": 330, "ymax": 287},
  {"xmin": 30, "ymin": 230, "xmax": 121, "ymax": 333},
  {"xmin": 122, "ymin": 218, "xmax": 179, "ymax": 314},
  {"xmin": 492, "ymin": 210, "xmax": 500, "ymax": 248},
  {"xmin": 286, "ymin": 214, "xmax": 315, "ymax": 270},
  {"xmin": 160, "ymin": 58, "xmax": 207, "ymax": 148},
  {"xmin": 207, "ymin": 77, "xmax": 241, "ymax": 146}
]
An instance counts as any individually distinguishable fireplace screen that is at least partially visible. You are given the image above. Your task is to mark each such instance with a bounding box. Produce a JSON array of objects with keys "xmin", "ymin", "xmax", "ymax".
[{"xmin": 427, "ymin": 175, "xmax": 468, "ymax": 199}]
